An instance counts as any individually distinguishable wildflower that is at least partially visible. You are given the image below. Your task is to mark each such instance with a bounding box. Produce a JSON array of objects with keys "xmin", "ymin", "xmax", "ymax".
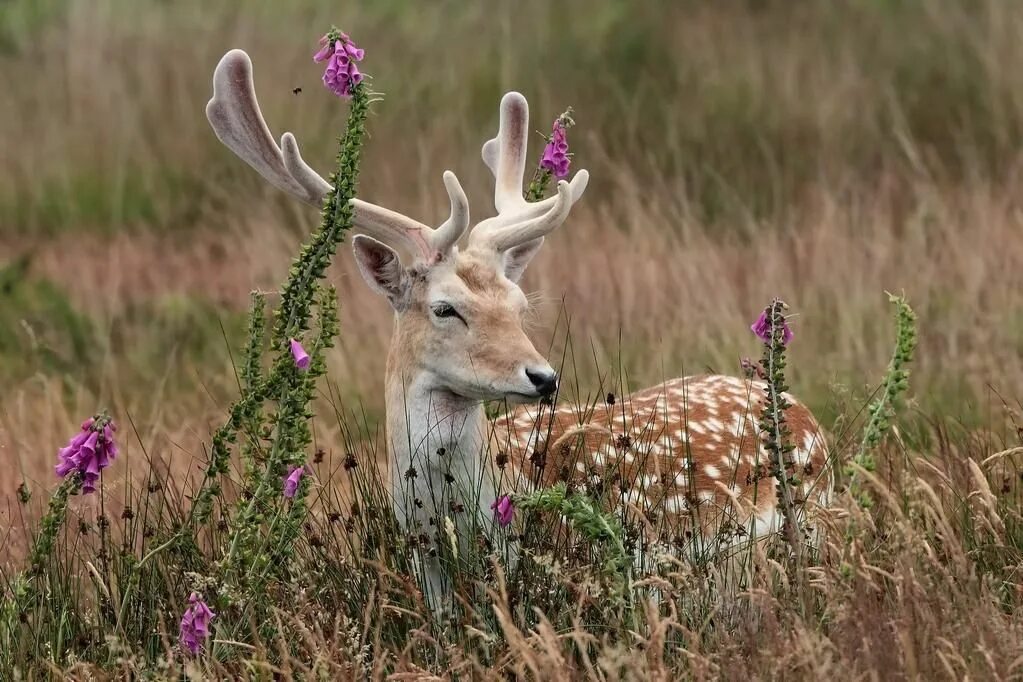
[
  {"xmin": 55, "ymin": 415, "xmax": 118, "ymax": 494},
  {"xmin": 526, "ymin": 109, "xmax": 576, "ymax": 201},
  {"xmin": 314, "ymin": 30, "xmax": 365, "ymax": 99},
  {"xmin": 283, "ymin": 465, "xmax": 306, "ymax": 499},
  {"xmin": 179, "ymin": 592, "xmax": 215, "ymax": 655},
  {"xmin": 491, "ymin": 494, "xmax": 514, "ymax": 528},
  {"xmin": 751, "ymin": 309, "xmax": 793, "ymax": 346},
  {"xmin": 540, "ymin": 118, "xmax": 571, "ymax": 179},
  {"xmin": 312, "ymin": 35, "xmax": 334, "ymax": 63},
  {"xmin": 289, "ymin": 338, "xmax": 311, "ymax": 370}
]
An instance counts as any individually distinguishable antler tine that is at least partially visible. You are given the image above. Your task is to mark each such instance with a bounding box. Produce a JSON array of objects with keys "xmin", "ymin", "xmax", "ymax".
[
  {"xmin": 469, "ymin": 91, "xmax": 590, "ymax": 253},
  {"xmin": 206, "ymin": 50, "xmax": 329, "ymax": 206},
  {"xmin": 351, "ymin": 170, "xmax": 469, "ymax": 262},
  {"xmin": 474, "ymin": 170, "xmax": 589, "ymax": 232},
  {"xmin": 281, "ymin": 132, "xmax": 333, "ymax": 199},
  {"xmin": 482, "ymin": 92, "xmax": 530, "ymax": 214},
  {"xmin": 431, "ymin": 171, "xmax": 470, "ymax": 256},
  {"xmin": 475, "ymin": 180, "xmax": 574, "ymax": 253},
  {"xmin": 468, "ymin": 170, "xmax": 589, "ymax": 252}
]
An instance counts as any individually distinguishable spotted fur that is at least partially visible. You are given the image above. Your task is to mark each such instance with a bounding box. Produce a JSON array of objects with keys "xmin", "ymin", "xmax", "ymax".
[{"xmin": 491, "ymin": 375, "xmax": 832, "ymax": 540}]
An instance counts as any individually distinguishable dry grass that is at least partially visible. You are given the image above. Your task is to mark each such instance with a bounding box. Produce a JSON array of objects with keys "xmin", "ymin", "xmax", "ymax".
[
  {"xmin": 3, "ymin": 0, "xmax": 1023, "ymax": 677},
  {"xmin": 19, "ymin": 441, "xmax": 1023, "ymax": 680}
]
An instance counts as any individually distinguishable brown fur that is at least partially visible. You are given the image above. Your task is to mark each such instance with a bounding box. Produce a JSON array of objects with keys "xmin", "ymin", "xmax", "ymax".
[{"xmin": 491, "ymin": 375, "xmax": 831, "ymax": 536}]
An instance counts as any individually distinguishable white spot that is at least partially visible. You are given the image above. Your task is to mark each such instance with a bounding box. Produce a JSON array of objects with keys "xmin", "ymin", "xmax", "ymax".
[
  {"xmin": 751, "ymin": 507, "xmax": 781, "ymax": 538},
  {"xmin": 704, "ymin": 464, "xmax": 721, "ymax": 479},
  {"xmin": 728, "ymin": 414, "xmax": 747, "ymax": 437},
  {"xmin": 662, "ymin": 494, "xmax": 689, "ymax": 513},
  {"xmin": 575, "ymin": 461, "xmax": 587, "ymax": 473},
  {"xmin": 793, "ymin": 431, "xmax": 818, "ymax": 464},
  {"xmin": 640, "ymin": 474, "xmax": 659, "ymax": 489}
]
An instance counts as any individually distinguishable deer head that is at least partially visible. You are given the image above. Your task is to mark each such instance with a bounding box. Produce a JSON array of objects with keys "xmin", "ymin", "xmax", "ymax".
[{"xmin": 206, "ymin": 49, "xmax": 588, "ymax": 403}]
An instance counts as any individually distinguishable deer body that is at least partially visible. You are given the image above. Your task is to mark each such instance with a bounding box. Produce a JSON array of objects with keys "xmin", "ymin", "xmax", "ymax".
[
  {"xmin": 492, "ymin": 375, "xmax": 830, "ymax": 539},
  {"xmin": 207, "ymin": 49, "xmax": 832, "ymax": 611}
]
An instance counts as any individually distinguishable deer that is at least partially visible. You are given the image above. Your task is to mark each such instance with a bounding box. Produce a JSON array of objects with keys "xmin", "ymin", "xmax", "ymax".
[{"xmin": 206, "ymin": 49, "xmax": 833, "ymax": 611}]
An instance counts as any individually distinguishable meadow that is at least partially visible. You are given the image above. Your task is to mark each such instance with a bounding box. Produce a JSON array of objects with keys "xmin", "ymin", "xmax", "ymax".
[{"xmin": 2, "ymin": 0, "xmax": 1023, "ymax": 678}]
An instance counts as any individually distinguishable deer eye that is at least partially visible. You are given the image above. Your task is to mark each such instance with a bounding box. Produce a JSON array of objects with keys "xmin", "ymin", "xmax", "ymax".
[{"xmin": 431, "ymin": 302, "xmax": 465, "ymax": 323}]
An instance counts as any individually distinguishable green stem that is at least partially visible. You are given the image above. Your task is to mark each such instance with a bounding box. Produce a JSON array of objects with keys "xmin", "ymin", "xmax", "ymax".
[
  {"xmin": 225, "ymin": 87, "xmax": 369, "ymax": 573},
  {"xmin": 848, "ymin": 292, "xmax": 917, "ymax": 506}
]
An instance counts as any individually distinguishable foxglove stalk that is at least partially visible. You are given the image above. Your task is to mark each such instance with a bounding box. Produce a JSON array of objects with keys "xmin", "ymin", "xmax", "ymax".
[
  {"xmin": 751, "ymin": 309, "xmax": 793, "ymax": 346},
  {"xmin": 540, "ymin": 118, "xmax": 571, "ymax": 179},
  {"xmin": 527, "ymin": 108, "xmax": 575, "ymax": 201}
]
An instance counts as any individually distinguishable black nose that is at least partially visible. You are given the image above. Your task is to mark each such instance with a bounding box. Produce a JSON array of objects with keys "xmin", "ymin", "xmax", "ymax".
[{"xmin": 525, "ymin": 369, "xmax": 558, "ymax": 397}]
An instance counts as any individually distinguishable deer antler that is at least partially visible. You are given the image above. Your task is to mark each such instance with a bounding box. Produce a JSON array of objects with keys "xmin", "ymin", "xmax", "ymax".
[
  {"xmin": 206, "ymin": 49, "xmax": 468, "ymax": 261},
  {"xmin": 468, "ymin": 92, "xmax": 589, "ymax": 253}
]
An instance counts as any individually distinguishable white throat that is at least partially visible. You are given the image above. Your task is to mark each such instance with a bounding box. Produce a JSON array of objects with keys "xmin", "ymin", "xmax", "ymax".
[{"xmin": 384, "ymin": 368, "xmax": 499, "ymax": 529}]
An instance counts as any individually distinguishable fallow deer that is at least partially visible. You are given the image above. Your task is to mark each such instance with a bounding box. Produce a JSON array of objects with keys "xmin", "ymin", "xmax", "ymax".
[{"xmin": 206, "ymin": 49, "xmax": 833, "ymax": 609}]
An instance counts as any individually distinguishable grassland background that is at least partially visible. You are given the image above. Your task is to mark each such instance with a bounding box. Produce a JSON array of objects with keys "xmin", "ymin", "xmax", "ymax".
[{"xmin": 2, "ymin": 0, "xmax": 1023, "ymax": 533}]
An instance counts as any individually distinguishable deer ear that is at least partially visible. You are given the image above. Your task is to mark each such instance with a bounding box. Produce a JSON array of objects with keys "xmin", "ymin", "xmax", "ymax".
[
  {"xmin": 502, "ymin": 237, "xmax": 544, "ymax": 283},
  {"xmin": 352, "ymin": 235, "xmax": 411, "ymax": 309}
]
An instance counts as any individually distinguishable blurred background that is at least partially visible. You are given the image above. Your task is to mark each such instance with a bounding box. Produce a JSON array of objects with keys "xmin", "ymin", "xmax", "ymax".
[{"xmin": 2, "ymin": 0, "xmax": 1023, "ymax": 508}]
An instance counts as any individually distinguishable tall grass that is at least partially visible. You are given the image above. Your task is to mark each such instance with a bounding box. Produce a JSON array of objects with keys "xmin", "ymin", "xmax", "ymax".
[
  {"xmin": 2, "ymin": 0, "xmax": 1023, "ymax": 677},
  {"xmin": 4, "ymin": 294, "xmax": 1023, "ymax": 678}
]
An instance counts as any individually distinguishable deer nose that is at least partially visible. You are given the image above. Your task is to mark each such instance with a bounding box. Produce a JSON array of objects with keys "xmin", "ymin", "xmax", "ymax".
[{"xmin": 525, "ymin": 368, "xmax": 558, "ymax": 397}]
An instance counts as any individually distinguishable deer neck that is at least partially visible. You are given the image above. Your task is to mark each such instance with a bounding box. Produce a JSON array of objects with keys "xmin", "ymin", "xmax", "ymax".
[{"xmin": 383, "ymin": 338, "xmax": 498, "ymax": 527}]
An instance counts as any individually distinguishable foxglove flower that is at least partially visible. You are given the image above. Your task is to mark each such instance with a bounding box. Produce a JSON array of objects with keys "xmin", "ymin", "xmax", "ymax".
[
  {"xmin": 55, "ymin": 416, "xmax": 118, "ymax": 494},
  {"xmin": 540, "ymin": 119, "xmax": 571, "ymax": 179},
  {"xmin": 314, "ymin": 31, "xmax": 365, "ymax": 99},
  {"xmin": 751, "ymin": 309, "xmax": 793, "ymax": 346},
  {"xmin": 289, "ymin": 338, "xmax": 310, "ymax": 371},
  {"xmin": 312, "ymin": 35, "xmax": 333, "ymax": 63},
  {"xmin": 179, "ymin": 592, "xmax": 215, "ymax": 655},
  {"xmin": 491, "ymin": 494, "xmax": 514, "ymax": 528},
  {"xmin": 283, "ymin": 465, "xmax": 305, "ymax": 499}
]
